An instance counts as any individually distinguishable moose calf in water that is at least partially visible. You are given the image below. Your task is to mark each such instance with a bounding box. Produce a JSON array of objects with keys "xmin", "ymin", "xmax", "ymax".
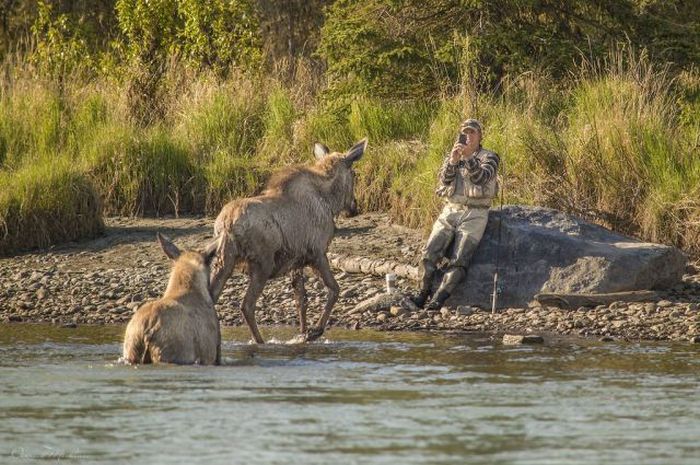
[
  {"xmin": 123, "ymin": 233, "xmax": 222, "ymax": 365},
  {"xmin": 209, "ymin": 139, "xmax": 367, "ymax": 344}
]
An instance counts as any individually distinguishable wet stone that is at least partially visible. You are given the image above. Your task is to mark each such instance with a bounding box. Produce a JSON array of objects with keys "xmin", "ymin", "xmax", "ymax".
[
  {"xmin": 502, "ymin": 334, "xmax": 545, "ymax": 345},
  {"xmin": 389, "ymin": 306, "xmax": 408, "ymax": 317}
]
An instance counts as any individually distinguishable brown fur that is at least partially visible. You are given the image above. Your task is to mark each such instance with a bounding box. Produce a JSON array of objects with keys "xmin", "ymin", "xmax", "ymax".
[
  {"xmin": 123, "ymin": 234, "xmax": 222, "ymax": 365},
  {"xmin": 209, "ymin": 139, "xmax": 367, "ymax": 343}
]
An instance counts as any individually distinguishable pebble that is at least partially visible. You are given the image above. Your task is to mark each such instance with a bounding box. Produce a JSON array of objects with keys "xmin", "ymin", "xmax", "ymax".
[
  {"xmin": 389, "ymin": 306, "xmax": 408, "ymax": 317},
  {"xmin": 503, "ymin": 334, "xmax": 545, "ymax": 345}
]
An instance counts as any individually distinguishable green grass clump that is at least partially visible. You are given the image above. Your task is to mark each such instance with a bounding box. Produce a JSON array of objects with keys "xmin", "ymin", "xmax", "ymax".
[
  {"xmin": 561, "ymin": 69, "xmax": 692, "ymax": 238},
  {"xmin": 347, "ymin": 96, "xmax": 436, "ymax": 144},
  {"xmin": 85, "ymin": 126, "xmax": 198, "ymax": 216},
  {"xmin": 484, "ymin": 103, "xmax": 564, "ymax": 208},
  {"xmin": 294, "ymin": 105, "xmax": 354, "ymax": 154},
  {"xmin": 202, "ymin": 149, "xmax": 268, "ymax": 214},
  {"xmin": 384, "ymin": 100, "xmax": 461, "ymax": 229},
  {"xmin": 354, "ymin": 140, "xmax": 423, "ymax": 214},
  {"xmin": 0, "ymin": 84, "xmax": 64, "ymax": 169},
  {"xmin": 257, "ymin": 85, "xmax": 299, "ymax": 164},
  {"xmin": 0, "ymin": 159, "xmax": 103, "ymax": 255},
  {"xmin": 174, "ymin": 79, "xmax": 266, "ymax": 163}
]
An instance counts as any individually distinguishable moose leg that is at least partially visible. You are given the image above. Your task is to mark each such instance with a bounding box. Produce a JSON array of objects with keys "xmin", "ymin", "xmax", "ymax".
[
  {"xmin": 291, "ymin": 269, "xmax": 308, "ymax": 334},
  {"xmin": 209, "ymin": 235, "xmax": 236, "ymax": 303},
  {"xmin": 308, "ymin": 256, "xmax": 339, "ymax": 342},
  {"xmin": 241, "ymin": 265, "xmax": 268, "ymax": 344}
]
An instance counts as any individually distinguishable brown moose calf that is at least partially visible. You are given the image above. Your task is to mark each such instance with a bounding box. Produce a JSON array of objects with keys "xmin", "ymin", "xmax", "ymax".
[
  {"xmin": 123, "ymin": 233, "xmax": 221, "ymax": 365},
  {"xmin": 209, "ymin": 139, "xmax": 367, "ymax": 344}
]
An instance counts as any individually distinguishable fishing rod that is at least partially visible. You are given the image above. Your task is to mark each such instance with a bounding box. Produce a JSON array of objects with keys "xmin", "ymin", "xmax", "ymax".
[{"xmin": 491, "ymin": 156, "xmax": 505, "ymax": 314}]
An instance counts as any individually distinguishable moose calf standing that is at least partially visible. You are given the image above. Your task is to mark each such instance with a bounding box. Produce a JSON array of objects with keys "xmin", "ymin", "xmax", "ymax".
[
  {"xmin": 123, "ymin": 233, "xmax": 221, "ymax": 365},
  {"xmin": 209, "ymin": 139, "xmax": 367, "ymax": 344}
]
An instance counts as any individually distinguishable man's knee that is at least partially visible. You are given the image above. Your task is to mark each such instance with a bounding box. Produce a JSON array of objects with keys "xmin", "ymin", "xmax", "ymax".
[
  {"xmin": 450, "ymin": 235, "xmax": 481, "ymax": 268},
  {"xmin": 439, "ymin": 266, "xmax": 467, "ymax": 294},
  {"xmin": 418, "ymin": 258, "xmax": 438, "ymax": 284},
  {"xmin": 423, "ymin": 228, "xmax": 453, "ymax": 263}
]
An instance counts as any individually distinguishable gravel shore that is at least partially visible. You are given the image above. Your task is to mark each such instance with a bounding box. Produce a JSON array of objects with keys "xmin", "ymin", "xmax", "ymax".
[{"xmin": 1, "ymin": 213, "xmax": 698, "ymax": 342}]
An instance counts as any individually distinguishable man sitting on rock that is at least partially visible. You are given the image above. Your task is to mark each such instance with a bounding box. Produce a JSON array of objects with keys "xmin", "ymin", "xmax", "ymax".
[{"xmin": 412, "ymin": 118, "xmax": 500, "ymax": 310}]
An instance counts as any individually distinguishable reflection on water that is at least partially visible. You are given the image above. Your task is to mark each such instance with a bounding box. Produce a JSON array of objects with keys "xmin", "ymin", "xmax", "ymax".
[{"xmin": 0, "ymin": 324, "xmax": 698, "ymax": 465}]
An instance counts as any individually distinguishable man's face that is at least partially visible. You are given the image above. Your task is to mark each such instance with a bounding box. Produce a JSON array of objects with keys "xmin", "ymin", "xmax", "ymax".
[{"xmin": 463, "ymin": 128, "xmax": 482, "ymax": 148}]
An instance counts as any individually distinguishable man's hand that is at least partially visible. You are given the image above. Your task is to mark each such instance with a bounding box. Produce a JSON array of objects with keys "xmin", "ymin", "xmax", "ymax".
[{"xmin": 449, "ymin": 143, "xmax": 466, "ymax": 164}]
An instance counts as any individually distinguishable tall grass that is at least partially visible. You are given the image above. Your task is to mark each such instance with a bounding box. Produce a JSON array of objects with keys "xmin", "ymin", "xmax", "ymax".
[
  {"xmin": 0, "ymin": 159, "xmax": 103, "ymax": 254},
  {"xmin": 0, "ymin": 83, "xmax": 63, "ymax": 170},
  {"xmin": 0, "ymin": 52, "xmax": 698, "ymax": 256},
  {"xmin": 348, "ymin": 97, "xmax": 437, "ymax": 143},
  {"xmin": 86, "ymin": 126, "xmax": 198, "ymax": 216}
]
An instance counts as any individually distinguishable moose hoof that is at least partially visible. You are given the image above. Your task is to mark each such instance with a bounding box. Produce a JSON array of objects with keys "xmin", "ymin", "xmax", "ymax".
[{"xmin": 306, "ymin": 327, "xmax": 324, "ymax": 342}]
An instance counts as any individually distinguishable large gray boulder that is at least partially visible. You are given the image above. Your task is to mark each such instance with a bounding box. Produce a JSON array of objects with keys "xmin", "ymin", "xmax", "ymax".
[{"xmin": 441, "ymin": 205, "xmax": 687, "ymax": 309}]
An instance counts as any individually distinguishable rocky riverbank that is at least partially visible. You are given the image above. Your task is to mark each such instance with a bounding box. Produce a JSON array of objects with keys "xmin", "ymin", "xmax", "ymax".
[{"xmin": 1, "ymin": 213, "xmax": 698, "ymax": 342}]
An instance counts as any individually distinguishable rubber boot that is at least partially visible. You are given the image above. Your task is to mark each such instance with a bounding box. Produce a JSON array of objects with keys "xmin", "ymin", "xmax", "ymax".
[
  {"xmin": 411, "ymin": 259, "xmax": 437, "ymax": 308},
  {"xmin": 410, "ymin": 289, "xmax": 431, "ymax": 308},
  {"xmin": 425, "ymin": 290, "xmax": 450, "ymax": 310}
]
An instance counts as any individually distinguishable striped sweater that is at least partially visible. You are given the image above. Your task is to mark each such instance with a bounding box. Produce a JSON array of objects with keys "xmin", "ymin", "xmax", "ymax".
[{"xmin": 436, "ymin": 147, "xmax": 500, "ymax": 202}]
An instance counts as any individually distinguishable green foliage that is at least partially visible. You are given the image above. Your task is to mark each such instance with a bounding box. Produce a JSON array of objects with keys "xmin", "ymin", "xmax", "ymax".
[
  {"xmin": 318, "ymin": 0, "xmax": 438, "ymax": 98},
  {"xmin": 353, "ymin": 140, "xmax": 424, "ymax": 215},
  {"xmin": 293, "ymin": 106, "xmax": 353, "ymax": 155},
  {"xmin": 178, "ymin": 0, "xmax": 261, "ymax": 73},
  {"xmin": 0, "ymin": 160, "xmax": 103, "ymax": 255},
  {"xmin": 114, "ymin": 0, "xmax": 261, "ymax": 74},
  {"xmin": 318, "ymin": 0, "xmax": 700, "ymax": 99},
  {"xmin": 560, "ymin": 65, "xmax": 696, "ymax": 242},
  {"xmin": 31, "ymin": 1, "xmax": 93, "ymax": 77},
  {"xmin": 257, "ymin": 86, "xmax": 299, "ymax": 164}
]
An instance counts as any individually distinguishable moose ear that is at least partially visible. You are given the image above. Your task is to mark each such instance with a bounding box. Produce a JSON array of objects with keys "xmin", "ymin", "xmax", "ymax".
[
  {"xmin": 313, "ymin": 142, "xmax": 330, "ymax": 160},
  {"xmin": 345, "ymin": 138, "xmax": 367, "ymax": 165},
  {"xmin": 157, "ymin": 232, "xmax": 181, "ymax": 261},
  {"xmin": 203, "ymin": 235, "xmax": 222, "ymax": 267}
]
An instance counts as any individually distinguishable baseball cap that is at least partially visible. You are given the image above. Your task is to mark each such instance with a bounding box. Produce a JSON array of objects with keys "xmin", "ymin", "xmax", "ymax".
[{"xmin": 460, "ymin": 118, "xmax": 483, "ymax": 133}]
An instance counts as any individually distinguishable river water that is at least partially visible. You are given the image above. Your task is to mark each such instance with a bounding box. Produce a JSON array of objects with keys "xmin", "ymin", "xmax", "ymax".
[{"xmin": 0, "ymin": 324, "xmax": 698, "ymax": 465}]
